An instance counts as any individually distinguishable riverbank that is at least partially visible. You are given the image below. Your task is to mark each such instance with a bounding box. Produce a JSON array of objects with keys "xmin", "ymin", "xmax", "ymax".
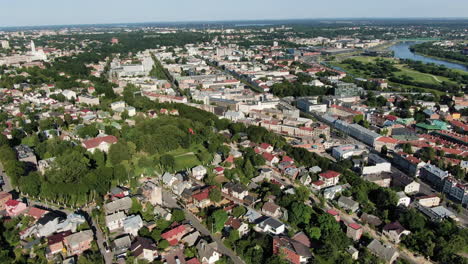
[
  {"xmin": 411, "ymin": 50, "xmax": 468, "ymax": 68},
  {"xmin": 389, "ymin": 41, "xmax": 468, "ymax": 71}
]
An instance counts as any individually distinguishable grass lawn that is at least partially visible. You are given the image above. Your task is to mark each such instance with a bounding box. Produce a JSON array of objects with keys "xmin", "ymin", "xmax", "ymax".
[
  {"xmin": 330, "ymin": 55, "xmax": 459, "ymax": 95},
  {"xmin": 174, "ymin": 153, "xmax": 200, "ymax": 171}
]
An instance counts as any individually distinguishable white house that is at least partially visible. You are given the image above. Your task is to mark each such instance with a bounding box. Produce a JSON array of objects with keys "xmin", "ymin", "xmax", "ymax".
[
  {"xmin": 105, "ymin": 211, "xmax": 126, "ymax": 232},
  {"xmin": 192, "ymin": 165, "xmax": 207, "ymax": 181},
  {"xmin": 396, "ymin": 192, "xmax": 410, "ymax": 207},
  {"xmin": 123, "ymin": 215, "xmax": 143, "ymax": 236},
  {"xmin": 62, "ymin": 90, "xmax": 77, "ymax": 100},
  {"xmin": 82, "ymin": 135, "xmax": 118, "ymax": 153},
  {"xmin": 196, "ymin": 240, "xmax": 221, "ymax": 264},
  {"xmin": 256, "ymin": 217, "xmax": 285, "ymax": 235}
]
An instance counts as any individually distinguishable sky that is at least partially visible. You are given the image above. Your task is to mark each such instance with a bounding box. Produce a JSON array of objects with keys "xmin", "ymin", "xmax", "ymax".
[{"xmin": 1, "ymin": 0, "xmax": 467, "ymax": 27}]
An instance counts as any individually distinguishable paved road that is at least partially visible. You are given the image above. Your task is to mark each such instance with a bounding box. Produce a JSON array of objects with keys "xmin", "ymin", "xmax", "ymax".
[
  {"xmin": 86, "ymin": 208, "xmax": 114, "ymax": 264},
  {"xmin": 162, "ymin": 189, "xmax": 245, "ymax": 264},
  {"xmin": 0, "ymin": 163, "xmax": 13, "ymax": 192}
]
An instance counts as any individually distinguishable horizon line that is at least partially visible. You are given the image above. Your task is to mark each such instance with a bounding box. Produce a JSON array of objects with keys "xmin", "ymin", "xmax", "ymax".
[{"xmin": 1, "ymin": 16, "xmax": 468, "ymax": 30}]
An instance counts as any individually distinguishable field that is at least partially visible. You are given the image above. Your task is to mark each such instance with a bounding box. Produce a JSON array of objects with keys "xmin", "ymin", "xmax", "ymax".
[
  {"xmin": 329, "ymin": 55, "xmax": 459, "ymax": 95},
  {"xmin": 165, "ymin": 145, "xmax": 212, "ymax": 171}
]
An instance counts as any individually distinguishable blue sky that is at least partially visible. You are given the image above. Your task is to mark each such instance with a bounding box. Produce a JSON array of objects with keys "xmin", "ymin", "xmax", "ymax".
[{"xmin": 1, "ymin": 0, "xmax": 467, "ymax": 27}]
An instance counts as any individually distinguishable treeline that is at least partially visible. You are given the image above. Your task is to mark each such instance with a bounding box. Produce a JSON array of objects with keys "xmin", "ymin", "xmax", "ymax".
[
  {"xmin": 342, "ymin": 58, "xmax": 399, "ymax": 78},
  {"xmin": 410, "ymin": 42, "xmax": 468, "ymax": 65},
  {"xmin": 402, "ymin": 59, "xmax": 468, "ymax": 85}
]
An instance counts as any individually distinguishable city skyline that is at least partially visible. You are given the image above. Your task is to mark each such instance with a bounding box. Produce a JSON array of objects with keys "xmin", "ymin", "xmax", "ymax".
[{"xmin": 1, "ymin": 0, "xmax": 468, "ymax": 27}]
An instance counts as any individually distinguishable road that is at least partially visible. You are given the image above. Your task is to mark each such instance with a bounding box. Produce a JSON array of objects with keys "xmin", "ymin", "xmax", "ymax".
[
  {"xmin": 85, "ymin": 208, "xmax": 114, "ymax": 264},
  {"xmin": 0, "ymin": 163, "xmax": 13, "ymax": 192},
  {"xmin": 162, "ymin": 189, "xmax": 245, "ymax": 264}
]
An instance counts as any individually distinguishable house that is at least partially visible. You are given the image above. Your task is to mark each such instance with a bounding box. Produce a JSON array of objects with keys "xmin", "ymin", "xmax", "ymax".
[
  {"xmin": 263, "ymin": 152, "xmax": 280, "ymax": 166},
  {"xmin": 392, "ymin": 174, "xmax": 420, "ymax": 194},
  {"xmin": 0, "ymin": 192, "xmax": 12, "ymax": 210},
  {"xmin": 367, "ymin": 239, "xmax": 399, "ymax": 263},
  {"xmin": 291, "ymin": 232, "xmax": 312, "ymax": 248},
  {"xmin": 326, "ymin": 209, "xmax": 340, "ymax": 222},
  {"xmin": 191, "ymin": 187, "xmax": 213, "ymax": 208},
  {"xmin": 182, "ymin": 231, "xmax": 201, "ymax": 247},
  {"xmin": 161, "ymin": 225, "xmax": 190, "ymax": 246},
  {"xmin": 222, "ymin": 182, "xmax": 249, "ymax": 200},
  {"xmin": 346, "ymin": 223, "xmax": 363, "ymax": 241},
  {"xmin": 272, "ymin": 236, "xmax": 312, "ymax": 264},
  {"xmin": 5, "ymin": 199, "xmax": 28, "ymax": 217},
  {"xmin": 396, "ymin": 192, "xmax": 410, "ymax": 207},
  {"xmin": 139, "ymin": 181, "xmax": 163, "ymax": 206},
  {"xmin": 311, "ymin": 180, "xmax": 326, "ymax": 190},
  {"xmin": 105, "ymin": 211, "xmax": 126, "ymax": 232},
  {"xmin": 196, "ymin": 239, "xmax": 221, "ymax": 264},
  {"xmin": 162, "ymin": 172, "xmax": 178, "ymax": 186},
  {"xmin": 260, "ymin": 143, "xmax": 274, "ymax": 153},
  {"xmin": 213, "ymin": 167, "xmax": 225, "ymax": 175},
  {"xmin": 361, "ymin": 213, "xmax": 382, "ymax": 227},
  {"xmin": 244, "ymin": 209, "xmax": 262, "ymax": 223},
  {"xmin": 36, "ymin": 212, "xmax": 66, "ymax": 237},
  {"xmin": 26, "ymin": 207, "xmax": 49, "ymax": 221},
  {"xmin": 123, "ymin": 215, "xmax": 143, "ymax": 236},
  {"xmin": 192, "ymin": 165, "xmax": 207, "ymax": 181},
  {"xmin": 364, "ymin": 173, "xmax": 392, "ymax": 188},
  {"xmin": 262, "ymin": 202, "xmax": 282, "ymax": 218},
  {"xmin": 104, "ymin": 197, "xmax": 132, "ymax": 215},
  {"xmin": 15, "ymin": 144, "xmax": 38, "ymax": 166},
  {"xmin": 323, "ymin": 185, "xmax": 344, "ymax": 200},
  {"xmin": 382, "ymin": 222, "xmax": 410, "ymax": 243},
  {"xmin": 113, "ymin": 235, "xmax": 132, "ymax": 257},
  {"xmin": 347, "ymin": 246, "xmax": 359, "ymax": 260},
  {"xmin": 47, "ymin": 231, "xmax": 72, "ymax": 255},
  {"xmin": 416, "ymin": 195, "xmax": 441, "ymax": 207},
  {"xmin": 82, "ymin": 135, "xmax": 118, "ymax": 153},
  {"xmin": 338, "ymin": 196, "xmax": 359, "ymax": 213},
  {"xmin": 130, "ymin": 237, "xmax": 158, "ymax": 262},
  {"xmin": 225, "ymin": 217, "xmax": 249, "ymax": 236},
  {"xmin": 256, "ymin": 217, "xmax": 286, "ymax": 235},
  {"xmin": 318, "ymin": 170, "xmax": 341, "ymax": 187},
  {"xmin": 63, "ymin": 230, "xmax": 93, "ymax": 256}
]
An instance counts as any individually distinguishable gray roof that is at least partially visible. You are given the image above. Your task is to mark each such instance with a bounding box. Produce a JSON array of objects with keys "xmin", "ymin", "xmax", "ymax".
[
  {"xmin": 104, "ymin": 197, "xmax": 132, "ymax": 214},
  {"xmin": 65, "ymin": 230, "xmax": 93, "ymax": 247},
  {"xmin": 367, "ymin": 239, "xmax": 398, "ymax": 263}
]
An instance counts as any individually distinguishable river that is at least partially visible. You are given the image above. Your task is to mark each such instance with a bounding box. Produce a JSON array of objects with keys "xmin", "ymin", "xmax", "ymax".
[{"xmin": 388, "ymin": 41, "xmax": 467, "ymax": 71}]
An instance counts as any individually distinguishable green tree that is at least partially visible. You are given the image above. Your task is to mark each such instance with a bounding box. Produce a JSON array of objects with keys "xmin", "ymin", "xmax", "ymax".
[{"xmin": 209, "ymin": 188, "xmax": 222, "ymax": 203}]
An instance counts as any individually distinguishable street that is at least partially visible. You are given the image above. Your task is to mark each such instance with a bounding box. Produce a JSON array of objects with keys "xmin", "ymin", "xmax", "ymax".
[{"xmin": 162, "ymin": 189, "xmax": 245, "ymax": 264}]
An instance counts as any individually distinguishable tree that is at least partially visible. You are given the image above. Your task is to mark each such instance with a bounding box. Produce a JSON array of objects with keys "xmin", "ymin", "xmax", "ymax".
[
  {"xmin": 209, "ymin": 188, "xmax": 222, "ymax": 203},
  {"xmin": 171, "ymin": 209, "xmax": 185, "ymax": 222},
  {"xmin": 158, "ymin": 240, "xmax": 170, "ymax": 250},
  {"xmin": 211, "ymin": 209, "xmax": 228, "ymax": 233},
  {"xmin": 381, "ymin": 145, "xmax": 388, "ymax": 156},
  {"xmin": 108, "ymin": 141, "xmax": 131, "ymax": 165},
  {"xmin": 307, "ymin": 227, "xmax": 321, "ymax": 240},
  {"xmin": 159, "ymin": 154, "xmax": 175, "ymax": 171},
  {"xmin": 232, "ymin": 206, "xmax": 246, "ymax": 218}
]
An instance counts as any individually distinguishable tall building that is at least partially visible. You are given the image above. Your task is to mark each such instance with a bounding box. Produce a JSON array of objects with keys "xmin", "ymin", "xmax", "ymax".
[
  {"xmin": 30, "ymin": 40, "xmax": 36, "ymax": 54},
  {"xmin": 334, "ymin": 82, "xmax": 362, "ymax": 97},
  {"xmin": 1, "ymin": 40, "xmax": 10, "ymax": 49}
]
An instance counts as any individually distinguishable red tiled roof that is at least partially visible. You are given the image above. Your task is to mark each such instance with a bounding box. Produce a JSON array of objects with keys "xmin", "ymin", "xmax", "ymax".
[
  {"xmin": 187, "ymin": 258, "xmax": 201, "ymax": 264},
  {"xmin": 327, "ymin": 209, "xmax": 339, "ymax": 216},
  {"xmin": 312, "ymin": 180, "xmax": 325, "ymax": 186},
  {"xmin": 192, "ymin": 188, "xmax": 210, "ymax": 202},
  {"xmin": 5, "ymin": 199, "xmax": 19, "ymax": 207},
  {"xmin": 82, "ymin": 135, "xmax": 118, "ymax": 149},
  {"xmin": 48, "ymin": 231, "xmax": 72, "ymax": 245},
  {"xmin": 262, "ymin": 152, "xmax": 276, "ymax": 162},
  {"xmin": 260, "ymin": 143, "xmax": 272, "ymax": 150},
  {"xmin": 161, "ymin": 225, "xmax": 187, "ymax": 245},
  {"xmin": 27, "ymin": 207, "xmax": 48, "ymax": 220},
  {"xmin": 319, "ymin": 170, "xmax": 341, "ymax": 179},
  {"xmin": 349, "ymin": 223, "xmax": 362, "ymax": 230},
  {"xmin": 376, "ymin": 136, "xmax": 399, "ymax": 144}
]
